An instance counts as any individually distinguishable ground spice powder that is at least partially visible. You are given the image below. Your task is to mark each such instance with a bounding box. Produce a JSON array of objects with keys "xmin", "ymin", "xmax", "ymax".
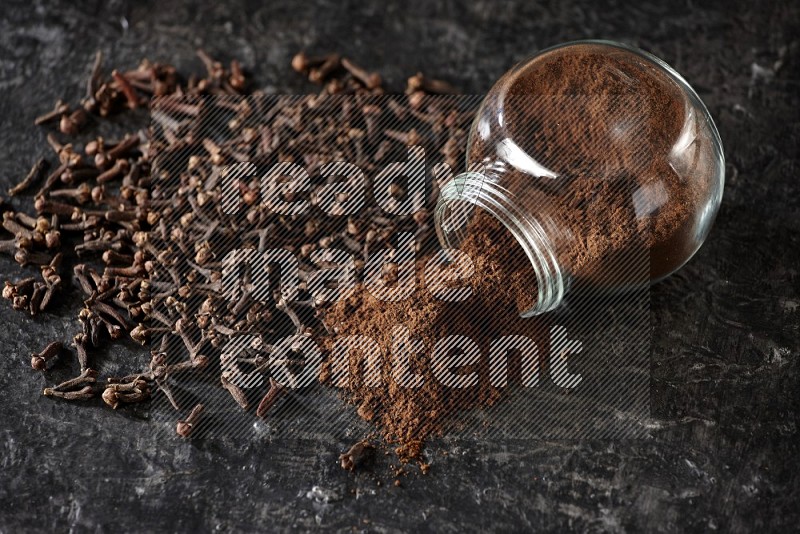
[
  {"xmin": 321, "ymin": 45, "xmax": 714, "ymax": 466},
  {"xmin": 321, "ymin": 212, "xmax": 541, "ymax": 463}
]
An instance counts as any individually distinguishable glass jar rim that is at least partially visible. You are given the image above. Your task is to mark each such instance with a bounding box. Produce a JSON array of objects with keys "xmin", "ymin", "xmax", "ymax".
[{"xmin": 434, "ymin": 171, "xmax": 568, "ymax": 317}]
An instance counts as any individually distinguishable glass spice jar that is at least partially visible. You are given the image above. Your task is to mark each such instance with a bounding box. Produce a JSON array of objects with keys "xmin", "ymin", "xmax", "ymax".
[{"xmin": 435, "ymin": 40, "xmax": 724, "ymax": 316}]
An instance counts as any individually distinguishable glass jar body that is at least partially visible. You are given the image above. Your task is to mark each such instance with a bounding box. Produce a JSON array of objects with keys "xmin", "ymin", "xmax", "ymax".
[{"xmin": 435, "ymin": 40, "xmax": 724, "ymax": 316}]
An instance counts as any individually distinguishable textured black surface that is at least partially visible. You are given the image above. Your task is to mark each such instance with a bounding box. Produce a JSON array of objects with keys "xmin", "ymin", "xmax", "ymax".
[{"xmin": 1, "ymin": 0, "xmax": 799, "ymax": 531}]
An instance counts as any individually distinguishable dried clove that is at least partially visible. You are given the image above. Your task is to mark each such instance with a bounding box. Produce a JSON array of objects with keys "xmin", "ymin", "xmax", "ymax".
[
  {"xmin": 221, "ymin": 371, "xmax": 249, "ymax": 409},
  {"xmin": 176, "ymin": 403, "xmax": 204, "ymax": 438},
  {"xmin": 50, "ymin": 368, "xmax": 98, "ymax": 392},
  {"xmin": 255, "ymin": 377, "xmax": 288, "ymax": 418},
  {"xmin": 73, "ymin": 333, "xmax": 90, "ymax": 372},
  {"xmin": 339, "ymin": 440, "xmax": 376, "ymax": 472},
  {"xmin": 341, "ymin": 58, "xmax": 382, "ymax": 89},
  {"xmin": 8, "ymin": 159, "xmax": 50, "ymax": 196},
  {"xmin": 31, "ymin": 341, "xmax": 63, "ymax": 371},
  {"xmin": 42, "ymin": 385, "xmax": 95, "ymax": 401},
  {"xmin": 102, "ymin": 379, "xmax": 150, "ymax": 409}
]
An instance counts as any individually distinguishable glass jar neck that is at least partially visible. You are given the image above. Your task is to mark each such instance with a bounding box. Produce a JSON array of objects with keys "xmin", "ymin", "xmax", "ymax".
[{"xmin": 434, "ymin": 170, "xmax": 569, "ymax": 316}]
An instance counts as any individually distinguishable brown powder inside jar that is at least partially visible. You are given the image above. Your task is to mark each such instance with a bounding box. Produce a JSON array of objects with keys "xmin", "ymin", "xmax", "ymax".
[{"xmin": 470, "ymin": 43, "xmax": 716, "ymax": 281}]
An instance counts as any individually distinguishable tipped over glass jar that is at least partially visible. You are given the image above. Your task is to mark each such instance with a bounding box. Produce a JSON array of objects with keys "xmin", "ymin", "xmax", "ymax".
[{"xmin": 435, "ymin": 40, "xmax": 724, "ymax": 316}]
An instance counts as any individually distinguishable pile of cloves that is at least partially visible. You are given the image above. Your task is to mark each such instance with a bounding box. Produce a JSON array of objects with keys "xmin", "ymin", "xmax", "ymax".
[{"xmin": 4, "ymin": 48, "xmax": 470, "ymax": 449}]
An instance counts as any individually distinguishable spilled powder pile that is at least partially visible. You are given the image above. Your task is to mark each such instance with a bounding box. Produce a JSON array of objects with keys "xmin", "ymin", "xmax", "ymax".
[{"xmin": 321, "ymin": 210, "xmax": 540, "ymax": 463}]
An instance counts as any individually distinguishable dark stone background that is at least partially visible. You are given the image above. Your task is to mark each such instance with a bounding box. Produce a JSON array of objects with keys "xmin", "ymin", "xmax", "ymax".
[{"xmin": 1, "ymin": 0, "xmax": 798, "ymax": 531}]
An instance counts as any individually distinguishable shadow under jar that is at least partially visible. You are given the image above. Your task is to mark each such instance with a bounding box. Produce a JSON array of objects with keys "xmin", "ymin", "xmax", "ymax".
[{"xmin": 435, "ymin": 40, "xmax": 724, "ymax": 317}]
